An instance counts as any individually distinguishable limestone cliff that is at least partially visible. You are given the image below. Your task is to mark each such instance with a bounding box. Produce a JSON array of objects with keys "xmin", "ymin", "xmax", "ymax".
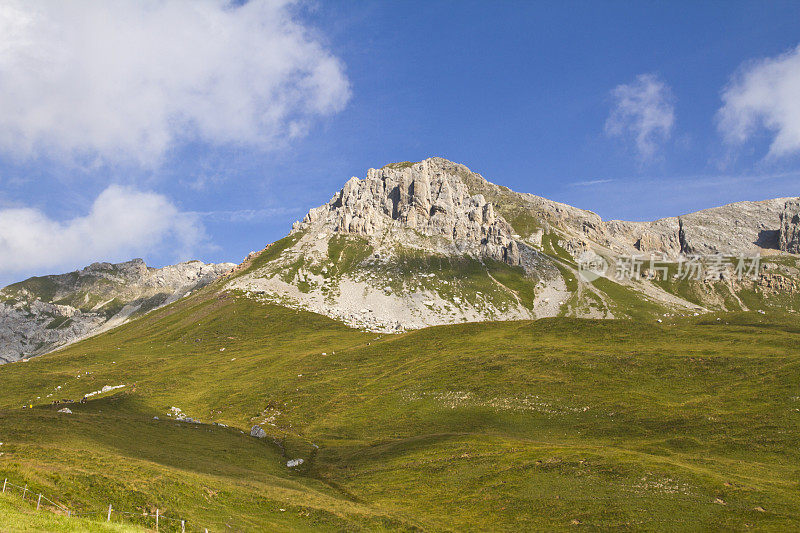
[
  {"xmin": 780, "ymin": 199, "xmax": 800, "ymax": 253},
  {"xmin": 296, "ymin": 158, "xmax": 522, "ymax": 266}
]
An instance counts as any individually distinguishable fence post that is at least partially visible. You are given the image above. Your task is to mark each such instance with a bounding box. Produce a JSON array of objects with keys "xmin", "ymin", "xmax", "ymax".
[
  {"xmin": 37, "ymin": 493, "xmax": 42, "ymax": 510},
  {"xmin": 22, "ymin": 484, "xmax": 27, "ymax": 500},
  {"xmin": 107, "ymin": 503, "xmax": 112, "ymax": 522},
  {"xmin": 181, "ymin": 519, "xmax": 185, "ymax": 532},
  {"xmin": 2, "ymin": 478, "xmax": 5, "ymax": 493},
  {"xmin": 67, "ymin": 510, "xmax": 71, "ymax": 518},
  {"xmin": 156, "ymin": 508, "xmax": 159, "ymax": 531}
]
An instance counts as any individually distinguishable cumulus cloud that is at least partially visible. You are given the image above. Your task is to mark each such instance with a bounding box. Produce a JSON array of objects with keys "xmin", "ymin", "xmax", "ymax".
[
  {"xmin": 605, "ymin": 74, "xmax": 675, "ymax": 161},
  {"xmin": 0, "ymin": 0, "xmax": 350, "ymax": 165},
  {"xmin": 718, "ymin": 45, "xmax": 800, "ymax": 158},
  {"xmin": 0, "ymin": 186, "xmax": 205, "ymax": 277}
]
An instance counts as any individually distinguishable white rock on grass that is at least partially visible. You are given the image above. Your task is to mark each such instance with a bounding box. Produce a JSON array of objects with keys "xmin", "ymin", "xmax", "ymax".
[
  {"xmin": 83, "ymin": 384, "xmax": 125, "ymax": 398},
  {"xmin": 286, "ymin": 458, "xmax": 304, "ymax": 468},
  {"xmin": 250, "ymin": 425, "xmax": 267, "ymax": 439}
]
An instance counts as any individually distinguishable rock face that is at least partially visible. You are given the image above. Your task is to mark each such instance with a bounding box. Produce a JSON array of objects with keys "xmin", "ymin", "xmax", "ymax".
[
  {"xmin": 779, "ymin": 198, "xmax": 800, "ymax": 253},
  {"xmin": 297, "ymin": 158, "xmax": 522, "ymax": 266},
  {"xmin": 0, "ymin": 259, "xmax": 235, "ymax": 364},
  {"xmin": 389, "ymin": 160, "xmax": 791, "ymax": 259},
  {"xmin": 468, "ymin": 186, "xmax": 788, "ymax": 258}
]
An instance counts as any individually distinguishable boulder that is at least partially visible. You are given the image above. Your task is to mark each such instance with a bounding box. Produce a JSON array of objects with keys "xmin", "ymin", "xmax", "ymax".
[
  {"xmin": 250, "ymin": 425, "xmax": 267, "ymax": 439},
  {"xmin": 58, "ymin": 407, "xmax": 72, "ymax": 414}
]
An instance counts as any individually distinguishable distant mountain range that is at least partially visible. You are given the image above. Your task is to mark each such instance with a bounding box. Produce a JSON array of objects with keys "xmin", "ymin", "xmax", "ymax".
[{"xmin": 0, "ymin": 259, "xmax": 234, "ymax": 363}]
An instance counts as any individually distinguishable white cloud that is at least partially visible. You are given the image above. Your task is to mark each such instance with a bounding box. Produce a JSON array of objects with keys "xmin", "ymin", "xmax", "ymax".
[
  {"xmin": 605, "ymin": 74, "xmax": 675, "ymax": 161},
  {"xmin": 0, "ymin": 0, "xmax": 350, "ymax": 165},
  {"xmin": 718, "ymin": 45, "xmax": 800, "ymax": 158},
  {"xmin": 0, "ymin": 186, "xmax": 205, "ymax": 277},
  {"xmin": 570, "ymin": 178, "xmax": 614, "ymax": 187},
  {"xmin": 193, "ymin": 206, "xmax": 303, "ymax": 222}
]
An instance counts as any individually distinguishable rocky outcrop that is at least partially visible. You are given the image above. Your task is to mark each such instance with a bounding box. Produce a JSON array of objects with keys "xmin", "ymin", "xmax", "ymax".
[
  {"xmin": 295, "ymin": 158, "xmax": 522, "ymax": 266},
  {"xmin": 0, "ymin": 259, "xmax": 235, "ymax": 364},
  {"xmin": 779, "ymin": 198, "xmax": 800, "ymax": 253}
]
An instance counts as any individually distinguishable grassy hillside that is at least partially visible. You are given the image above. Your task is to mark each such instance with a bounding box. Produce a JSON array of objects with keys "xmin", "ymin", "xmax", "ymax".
[{"xmin": 0, "ymin": 285, "xmax": 799, "ymax": 530}]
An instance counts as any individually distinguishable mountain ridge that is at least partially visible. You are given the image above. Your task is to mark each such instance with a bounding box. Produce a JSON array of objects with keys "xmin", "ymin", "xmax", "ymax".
[
  {"xmin": 228, "ymin": 157, "xmax": 799, "ymax": 332},
  {"xmin": 0, "ymin": 258, "xmax": 235, "ymax": 363}
]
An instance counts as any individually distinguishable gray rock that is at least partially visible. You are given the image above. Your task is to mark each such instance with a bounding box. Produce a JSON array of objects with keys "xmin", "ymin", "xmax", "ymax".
[
  {"xmin": 250, "ymin": 425, "xmax": 267, "ymax": 439},
  {"xmin": 0, "ymin": 259, "xmax": 236, "ymax": 364},
  {"xmin": 298, "ymin": 158, "xmax": 521, "ymax": 266},
  {"xmin": 779, "ymin": 198, "xmax": 800, "ymax": 253},
  {"xmin": 602, "ymin": 199, "xmax": 789, "ymax": 257},
  {"xmin": 58, "ymin": 407, "xmax": 72, "ymax": 414}
]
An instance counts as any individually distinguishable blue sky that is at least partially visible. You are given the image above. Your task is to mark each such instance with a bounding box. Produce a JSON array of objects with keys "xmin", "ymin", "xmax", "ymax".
[{"xmin": 0, "ymin": 0, "xmax": 799, "ymax": 285}]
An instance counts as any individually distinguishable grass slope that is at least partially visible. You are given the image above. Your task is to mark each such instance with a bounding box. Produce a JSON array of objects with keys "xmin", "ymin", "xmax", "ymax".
[
  {"xmin": 0, "ymin": 493, "xmax": 139, "ymax": 532},
  {"xmin": 0, "ymin": 285, "xmax": 799, "ymax": 531}
]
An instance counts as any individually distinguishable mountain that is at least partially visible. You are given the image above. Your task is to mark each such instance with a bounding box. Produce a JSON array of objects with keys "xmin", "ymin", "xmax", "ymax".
[
  {"xmin": 229, "ymin": 157, "xmax": 800, "ymax": 331},
  {"xmin": 2, "ymin": 158, "xmax": 797, "ymax": 360},
  {"xmin": 0, "ymin": 259, "xmax": 234, "ymax": 363},
  {"xmin": 1, "ymin": 159, "xmax": 799, "ymax": 530}
]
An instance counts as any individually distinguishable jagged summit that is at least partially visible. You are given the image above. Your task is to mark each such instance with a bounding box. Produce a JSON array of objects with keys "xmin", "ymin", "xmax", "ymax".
[
  {"xmin": 2, "ymin": 159, "xmax": 797, "ymax": 351},
  {"xmin": 294, "ymin": 157, "xmax": 524, "ymax": 266}
]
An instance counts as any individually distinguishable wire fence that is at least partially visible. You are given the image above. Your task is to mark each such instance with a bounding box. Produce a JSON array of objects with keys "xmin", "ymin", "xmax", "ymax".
[
  {"xmin": 2, "ymin": 475, "xmax": 789, "ymax": 530},
  {"xmin": 1, "ymin": 477, "xmax": 210, "ymax": 532}
]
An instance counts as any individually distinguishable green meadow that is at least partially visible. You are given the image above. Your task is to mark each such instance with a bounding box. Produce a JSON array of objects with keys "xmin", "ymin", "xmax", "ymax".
[{"xmin": 0, "ymin": 285, "xmax": 799, "ymax": 531}]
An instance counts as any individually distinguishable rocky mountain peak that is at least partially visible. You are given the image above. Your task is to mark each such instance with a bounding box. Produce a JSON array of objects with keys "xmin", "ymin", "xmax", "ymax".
[
  {"xmin": 81, "ymin": 258, "xmax": 149, "ymax": 280},
  {"xmin": 296, "ymin": 157, "xmax": 521, "ymax": 264},
  {"xmin": 229, "ymin": 158, "xmax": 800, "ymax": 335}
]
